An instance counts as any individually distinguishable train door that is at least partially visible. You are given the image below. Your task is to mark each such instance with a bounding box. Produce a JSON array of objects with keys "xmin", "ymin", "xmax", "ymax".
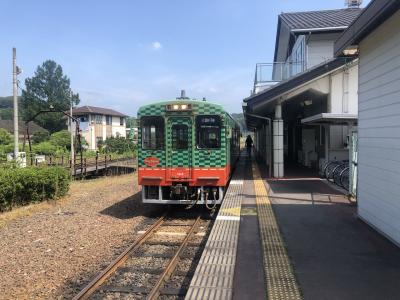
[{"xmin": 166, "ymin": 117, "xmax": 192, "ymax": 180}]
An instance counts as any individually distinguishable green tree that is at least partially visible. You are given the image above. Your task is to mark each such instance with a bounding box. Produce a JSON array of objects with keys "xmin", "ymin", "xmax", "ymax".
[
  {"xmin": 0, "ymin": 129, "xmax": 12, "ymax": 145},
  {"xmin": 49, "ymin": 130, "xmax": 71, "ymax": 150},
  {"xmin": 0, "ymin": 108, "xmax": 13, "ymax": 120},
  {"xmin": 32, "ymin": 131, "xmax": 50, "ymax": 144},
  {"xmin": 103, "ymin": 137, "xmax": 135, "ymax": 154},
  {"xmin": 21, "ymin": 60, "xmax": 80, "ymax": 133},
  {"xmin": 32, "ymin": 141, "xmax": 58, "ymax": 155}
]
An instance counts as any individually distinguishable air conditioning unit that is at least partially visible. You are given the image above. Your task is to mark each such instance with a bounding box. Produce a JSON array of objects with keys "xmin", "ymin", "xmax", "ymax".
[{"xmin": 346, "ymin": 0, "xmax": 362, "ymax": 8}]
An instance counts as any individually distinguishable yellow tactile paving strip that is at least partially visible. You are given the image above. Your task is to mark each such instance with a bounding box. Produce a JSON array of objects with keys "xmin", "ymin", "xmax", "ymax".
[{"xmin": 252, "ymin": 161, "xmax": 303, "ymax": 300}]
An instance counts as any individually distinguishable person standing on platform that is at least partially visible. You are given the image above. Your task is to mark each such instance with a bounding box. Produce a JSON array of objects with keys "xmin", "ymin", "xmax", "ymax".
[{"xmin": 245, "ymin": 135, "xmax": 253, "ymax": 157}]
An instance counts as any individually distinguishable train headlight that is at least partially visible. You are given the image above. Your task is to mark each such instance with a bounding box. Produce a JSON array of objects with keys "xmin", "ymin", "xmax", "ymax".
[{"xmin": 166, "ymin": 104, "xmax": 192, "ymax": 111}]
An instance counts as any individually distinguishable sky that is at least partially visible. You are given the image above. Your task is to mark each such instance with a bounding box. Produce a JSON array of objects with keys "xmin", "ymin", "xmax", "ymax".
[{"xmin": 0, "ymin": 0, "xmax": 370, "ymax": 116}]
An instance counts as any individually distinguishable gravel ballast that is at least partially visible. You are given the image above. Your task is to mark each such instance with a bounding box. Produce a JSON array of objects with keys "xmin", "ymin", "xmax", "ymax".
[{"xmin": 0, "ymin": 174, "xmax": 157, "ymax": 300}]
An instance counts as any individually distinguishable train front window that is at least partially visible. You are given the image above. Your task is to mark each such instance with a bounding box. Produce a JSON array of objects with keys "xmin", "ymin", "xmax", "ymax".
[
  {"xmin": 172, "ymin": 125, "xmax": 188, "ymax": 150},
  {"xmin": 196, "ymin": 115, "xmax": 221, "ymax": 149},
  {"xmin": 141, "ymin": 116, "xmax": 164, "ymax": 149}
]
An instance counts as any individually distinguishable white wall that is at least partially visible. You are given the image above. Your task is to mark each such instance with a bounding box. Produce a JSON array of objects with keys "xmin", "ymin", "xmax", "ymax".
[
  {"xmin": 330, "ymin": 64, "xmax": 359, "ymax": 114},
  {"xmin": 307, "ymin": 33, "xmax": 342, "ymax": 69},
  {"xmin": 357, "ymin": 10, "xmax": 400, "ymax": 246},
  {"xmin": 111, "ymin": 116, "xmax": 126, "ymax": 138}
]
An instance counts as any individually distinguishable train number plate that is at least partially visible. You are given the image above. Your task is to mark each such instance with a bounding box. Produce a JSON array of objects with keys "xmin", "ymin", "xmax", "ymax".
[{"xmin": 170, "ymin": 168, "xmax": 190, "ymax": 179}]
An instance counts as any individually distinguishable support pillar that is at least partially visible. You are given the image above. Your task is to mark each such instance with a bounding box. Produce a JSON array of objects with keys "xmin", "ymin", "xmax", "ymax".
[{"xmin": 273, "ymin": 103, "xmax": 284, "ymax": 178}]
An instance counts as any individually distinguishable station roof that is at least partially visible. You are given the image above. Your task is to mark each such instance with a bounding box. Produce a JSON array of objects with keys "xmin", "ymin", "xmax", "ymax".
[
  {"xmin": 71, "ymin": 105, "xmax": 127, "ymax": 117},
  {"xmin": 335, "ymin": 0, "xmax": 400, "ymax": 56},
  {"xmin": 280, "ymin": 8, "xmax": 363, "ymax": 33}
]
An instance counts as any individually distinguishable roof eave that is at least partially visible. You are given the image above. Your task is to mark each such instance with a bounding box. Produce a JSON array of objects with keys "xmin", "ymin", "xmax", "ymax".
[{"xmin": 335, "ymin": 0, "xmax": 400, "ymax": 56}]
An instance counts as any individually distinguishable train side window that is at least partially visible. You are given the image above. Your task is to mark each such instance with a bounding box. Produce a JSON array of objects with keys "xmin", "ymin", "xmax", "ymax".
[
  {"xmin": 196, "ymin": 115, "xmax": 221, "ymax": 149},
  {"xmin": 141, "ymin": 116, "xmax": 164, "ymax": 149},
  {"xmin": 172, "ymin": 125, "xmax": 188, "ymax": 150}
]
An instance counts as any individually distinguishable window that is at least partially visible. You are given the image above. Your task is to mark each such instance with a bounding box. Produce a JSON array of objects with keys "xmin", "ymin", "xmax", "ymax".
[
  {"xmin": 79, "ymin": 115, "xmax": 89, "ymax": 122},
  {"xmin": 106, "ymin": 115, "xmax": 112, "ymax": 125},
  {"xmin": 172, "ymin": 125, "xmax": 188, "ymax": 150},
  {"xmin": 141, "ymin": 116, "xmax": 164, "ymax": 149},
  {"xmin": 196, "ymin": 115, "xmax": 221, "ymax": 149},
  {"xmin": 95, "ymin": 115, "xmax": 103, "ymax": 124},
  {"xmin": 120, "ymin": 117, "xmax": 124, "ymax": 126}
]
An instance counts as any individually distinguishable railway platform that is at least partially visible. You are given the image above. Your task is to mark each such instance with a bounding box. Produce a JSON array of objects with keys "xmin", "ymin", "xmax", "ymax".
[{"xmin": 185, "ymin": 153, "xmax": 400, "ymax": 300}]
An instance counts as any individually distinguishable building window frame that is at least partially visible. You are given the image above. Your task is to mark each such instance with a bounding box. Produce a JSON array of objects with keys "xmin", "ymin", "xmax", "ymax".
[
  {"xmin": 106, "ymin": 115, "xmax": 112, "ymax": 125},
  {"xmin": 95, "ymin": 115, "xmax": 103, "ymax": 124}
]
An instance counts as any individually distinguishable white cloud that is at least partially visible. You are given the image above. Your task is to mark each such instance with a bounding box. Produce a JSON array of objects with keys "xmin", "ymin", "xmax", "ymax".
[{"xmin": 151, "ymin": 41, "xmax": 162, "ymax": 51}]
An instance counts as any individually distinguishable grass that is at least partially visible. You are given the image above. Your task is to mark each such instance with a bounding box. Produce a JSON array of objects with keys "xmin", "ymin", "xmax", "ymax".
[{"xmin": 0, "ymin": 173, "xmax": 136, "ymax": 229}]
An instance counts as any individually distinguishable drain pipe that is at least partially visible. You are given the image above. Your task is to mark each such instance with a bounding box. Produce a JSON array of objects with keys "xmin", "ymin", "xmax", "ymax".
[{"xmin": 245, "ymin": 112, "xmax": 272, "ymax": 178}]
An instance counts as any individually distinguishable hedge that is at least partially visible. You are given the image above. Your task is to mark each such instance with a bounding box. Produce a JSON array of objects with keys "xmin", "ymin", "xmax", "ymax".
[{"xmin": 0, "ymin": 166, "xmax": 71, "ymax": 211}]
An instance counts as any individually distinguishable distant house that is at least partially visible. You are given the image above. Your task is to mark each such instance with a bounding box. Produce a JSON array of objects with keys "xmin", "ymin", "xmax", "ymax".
[
  {"xmin": 0, "ymin": 120, "xmax": 48, "ymax": 141},
  {"xmin": 68, "ymin": 106, "xmax": 127, "ymax": 150}
]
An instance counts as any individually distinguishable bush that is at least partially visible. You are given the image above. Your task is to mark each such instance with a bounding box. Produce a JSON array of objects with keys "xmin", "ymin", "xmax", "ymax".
[
  {"xmin": 32, "ymin": 141, "xmax": 58, "ymax": 155},
  {"xmin": 0, "ymin": 166, "xmax": 70, "ymax": 211},
  {"xmin": 0, "ymin": 128, "xmax": 12, "ymax": 145},
  {"xmin": 32, "ymin": 131, "xmax": 50, "ymax": 144},
  {"xmin": 103, "ymin": 137, "xmax": 136, "ymax": 154},
  {"xmin": 50, "ymin": 130, "xmax": 71, "ymax": 150}
]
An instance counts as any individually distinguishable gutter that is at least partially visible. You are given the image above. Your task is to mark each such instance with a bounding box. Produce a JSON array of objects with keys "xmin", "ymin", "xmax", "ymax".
[{"xmin": 291, "ymin": 26, "xmax": 348, "ymax": 33}]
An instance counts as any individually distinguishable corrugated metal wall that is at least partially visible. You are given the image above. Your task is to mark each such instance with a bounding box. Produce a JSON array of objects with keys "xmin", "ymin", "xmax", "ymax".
[{"xmin": 358, "ymin": 10, "xmax": 400, "ymax": 246}]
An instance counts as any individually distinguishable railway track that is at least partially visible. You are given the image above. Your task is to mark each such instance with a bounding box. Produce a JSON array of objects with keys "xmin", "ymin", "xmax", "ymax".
[{"xmin": 73, "ymin": 210, "xmax": 213, "ymax": 300}]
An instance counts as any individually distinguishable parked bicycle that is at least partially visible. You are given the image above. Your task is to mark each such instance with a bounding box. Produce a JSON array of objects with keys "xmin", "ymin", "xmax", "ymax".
[{"xmin": 322, "ymin": 160, "xmax": 350, "ymax": 191}]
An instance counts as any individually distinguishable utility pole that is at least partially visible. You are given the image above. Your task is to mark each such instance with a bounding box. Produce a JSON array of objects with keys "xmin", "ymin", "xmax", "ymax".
[
  {"xmin": 70, "ymin": 91, "xmax": 75, "ymax": 164},
  {"xmin": 12, "ymin": 48, "xmax": 19, "ymax": 161}
]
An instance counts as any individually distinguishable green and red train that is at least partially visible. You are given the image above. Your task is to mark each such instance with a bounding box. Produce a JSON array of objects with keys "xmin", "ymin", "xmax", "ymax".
[{"xmin": 137, "ymin": 95, "xmax": 240, "ymax": 207}]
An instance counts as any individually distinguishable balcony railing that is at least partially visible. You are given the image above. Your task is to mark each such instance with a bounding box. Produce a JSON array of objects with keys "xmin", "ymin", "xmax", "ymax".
[{"xmin": 253, "ymin": 61, "xmax": 305, "ymax": 94}]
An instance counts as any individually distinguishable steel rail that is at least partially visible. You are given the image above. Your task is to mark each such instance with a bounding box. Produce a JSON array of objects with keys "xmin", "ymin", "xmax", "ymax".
[
  {"xmin": 147, "ymin": 215, "xmax": 201, "ymax": 300},
  {"xmin": 73, "ymin": 214, "xmax": 167, "ymax": 300}
]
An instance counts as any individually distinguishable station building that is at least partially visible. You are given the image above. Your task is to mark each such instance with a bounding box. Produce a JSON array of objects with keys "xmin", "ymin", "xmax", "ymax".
[
  {"xmin": 335, "ymin": 0, "xmax": 400, "ymax": 246},
  {"xmin": 243, "ymin": 7, "xmax": 361, "ymax": 179}
]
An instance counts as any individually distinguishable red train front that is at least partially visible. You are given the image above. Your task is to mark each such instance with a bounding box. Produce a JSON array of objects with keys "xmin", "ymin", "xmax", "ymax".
[{"xmin": 137, "ymin": 97, "xmax": 240, "ymax": 207}]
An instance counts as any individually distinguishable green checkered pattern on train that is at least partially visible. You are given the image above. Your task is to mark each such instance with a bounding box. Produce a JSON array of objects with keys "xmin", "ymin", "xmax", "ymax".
[
  {"xmin": 137, "ymin": 104, "xmax": 165, "ymax": 117},
  {"xmin": 166, "ymin": 118, "xmax": 192, "ymax": 167},
  {"xmin": 192, "ymin": 125, "xmax": 226, "ymax": 167},
  {"xmin": 137, "ymin": 100, "xmax": 232, "ymax": 168},
  {"xmin": 137, "ymin": 126, "xmax": 166, "ymax": 167}
]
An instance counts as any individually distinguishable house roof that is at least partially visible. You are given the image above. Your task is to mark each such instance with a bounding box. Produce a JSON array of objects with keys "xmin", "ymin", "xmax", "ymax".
[
  {"xmin": 71, "ymin": 105, "xmax": 127, "ymax": 117},
  {"xmin": 274, "ymin": 8, "xmax": 363, "ymax": 63},
  {"xmin": 335, "ymin": 0, "xmax": 400, "ymax": 56},
  {"xmin": 280, "ymin": 8, "xmax": 363, "ymax": 32},
  {"xmin": 0, "ymin": 120, "xmax": 48, "ymax": 135}
]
